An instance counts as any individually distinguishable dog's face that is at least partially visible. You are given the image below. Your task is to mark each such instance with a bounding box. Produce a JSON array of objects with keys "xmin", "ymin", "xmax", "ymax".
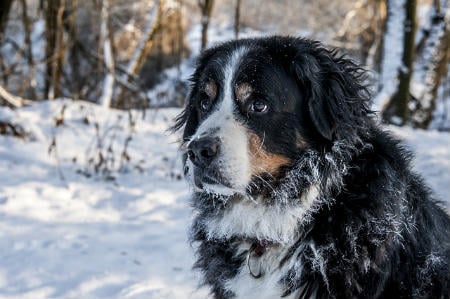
[{"xmin": 174, "ymin": 37, "xmax": 369, "ymax": 197}]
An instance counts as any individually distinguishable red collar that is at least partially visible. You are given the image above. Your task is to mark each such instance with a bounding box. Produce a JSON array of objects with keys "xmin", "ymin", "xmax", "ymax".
[{"xmin": 251, "ymin": 240, "xmax": 271, "ymax": 256}]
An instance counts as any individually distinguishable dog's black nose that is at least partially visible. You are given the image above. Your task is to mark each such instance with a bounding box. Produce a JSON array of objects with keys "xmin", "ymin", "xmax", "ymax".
[{"xmin": 187, "ymin": 137, "xmax": 220, "ymax": 167}]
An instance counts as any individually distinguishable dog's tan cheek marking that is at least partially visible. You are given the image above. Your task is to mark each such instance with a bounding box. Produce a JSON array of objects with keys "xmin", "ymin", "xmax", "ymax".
[
  {"xmin": 235, "ymin": 83, "xmax": 253, "ymax": 102},
  {"xmin": 205, "ymin": 80, "xmax": 217, "ymax": 99},
  {"xmin": 248, "ymin": 131, "xmax": 291, "ymax": 176}
]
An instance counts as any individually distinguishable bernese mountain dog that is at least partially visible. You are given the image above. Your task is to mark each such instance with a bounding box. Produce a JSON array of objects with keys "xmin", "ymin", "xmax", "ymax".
[{"xmin": 172, "ymin": 36, "xmax": 450, "ymax": 299}]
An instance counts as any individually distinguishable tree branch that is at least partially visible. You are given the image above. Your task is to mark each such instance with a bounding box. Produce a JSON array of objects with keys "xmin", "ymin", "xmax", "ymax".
[{"xmin": 0, "ymin": 85, "xmax": 32, "ymax": 107}]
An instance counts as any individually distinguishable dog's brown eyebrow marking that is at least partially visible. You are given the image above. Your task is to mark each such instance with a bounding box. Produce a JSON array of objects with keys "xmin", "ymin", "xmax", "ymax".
[
  {"xmin": 204, "ymin": 80, "xmax": 217, "ymax": 98},
  {"xmin": 235, "ymin": 83, "xmax": 253, "ymax": 102}
]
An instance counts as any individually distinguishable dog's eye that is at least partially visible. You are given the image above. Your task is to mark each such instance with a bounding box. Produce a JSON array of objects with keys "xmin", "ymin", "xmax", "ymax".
[
  {"xmin": 200, "ymin": 98, "xmax": 211, "ymax": 111},
  {"xmin": 250, "ymin": 100, "xmax": 268, "ymax": 113}
]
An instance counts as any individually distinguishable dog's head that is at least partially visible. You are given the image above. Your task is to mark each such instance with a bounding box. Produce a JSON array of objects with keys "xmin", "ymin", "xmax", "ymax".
[{"xmin": 173, "ymin": 36, "xmax": 371, "ymax": 197}]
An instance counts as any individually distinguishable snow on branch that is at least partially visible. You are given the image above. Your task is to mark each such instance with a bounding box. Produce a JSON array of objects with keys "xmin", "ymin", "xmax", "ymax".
[
  {"xmin": 409, "ymin": 0, "xmax": 450, "ymax": 127},
  {"xmin": 374, "ymin": 0, "xmax": 406, "ymax": 109},
  {"xmin": 0, "ymin": 85, "xmax": 32, "ymax": 107},
  {"xmin": 99, "ymin": 0, "xmax": 115, "ymax": 108}
]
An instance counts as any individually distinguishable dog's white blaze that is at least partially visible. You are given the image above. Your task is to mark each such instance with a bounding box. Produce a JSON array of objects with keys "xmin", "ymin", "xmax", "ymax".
[
  {"xmin": 204, "ymin": 185, "xmax": 319, "ymax": 244},
  {"xmin": 189, "ymin": 47, "xmax": 250, "ymax": 194}
]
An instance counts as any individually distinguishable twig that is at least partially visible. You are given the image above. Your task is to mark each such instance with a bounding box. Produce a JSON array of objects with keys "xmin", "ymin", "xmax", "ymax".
[{"xmin": 0, "ymin": 85, "xmax": 32, "ymax": 107}]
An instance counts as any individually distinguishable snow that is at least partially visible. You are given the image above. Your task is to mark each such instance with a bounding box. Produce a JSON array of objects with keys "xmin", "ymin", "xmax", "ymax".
[
  {"xmin": 1, "ymin": 14, "xmax": 450, "ymax": 298},
  {"xmin": 388, "ymin": 125, "xmax": 450, "ymax": 203},
  {"xmin": 0, "ymin": 99, "xmax": 449, "ymax": 299},
  {"xmin": 0, "ymin": 100, "xmax": 208, "ymax": 299}
]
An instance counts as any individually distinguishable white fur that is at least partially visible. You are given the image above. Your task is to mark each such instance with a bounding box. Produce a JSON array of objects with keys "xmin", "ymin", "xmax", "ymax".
[
  {"xmin": 204, "ymin": 185, "xmax": 319, "ymax": 244},
  {"xmin": 225, "ymin": 242, "xmax": 308, "ymax": 299},
  {"xmin": 187, "ymin": 47, "xmax": 251, "ymax": 194}
]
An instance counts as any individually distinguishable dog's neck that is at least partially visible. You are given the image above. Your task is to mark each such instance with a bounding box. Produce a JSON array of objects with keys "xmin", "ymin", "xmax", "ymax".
[{"xmin": 194, "ymin": 185, "xmax": 320, "ymax": 245}]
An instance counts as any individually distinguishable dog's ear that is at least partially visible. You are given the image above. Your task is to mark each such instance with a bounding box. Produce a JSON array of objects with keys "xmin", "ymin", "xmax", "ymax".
[
  {"xmin": 292, "ymin": 42, "xmax": 371, "ymax": 143},
  {"xmin": 170, "ymin": 90, "xmax": 199, "ymax": 140}
]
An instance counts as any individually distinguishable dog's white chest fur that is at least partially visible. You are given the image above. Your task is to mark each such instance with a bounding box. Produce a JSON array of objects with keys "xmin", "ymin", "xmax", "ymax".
[
  {"xmin": 203, "ymin": 186, "xmax": 320, "ymax": 244},
  {"xmin": 225, "ymin": 244, "xmax": 301, "ymax": 299}
]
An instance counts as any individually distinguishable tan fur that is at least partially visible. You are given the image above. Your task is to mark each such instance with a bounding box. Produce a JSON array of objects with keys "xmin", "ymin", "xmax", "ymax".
[
  {"xmin": 205, "ymin": 81, "xmax": 217, "ymax": 99},
  {"xmin": 235, "ymin": 83, "xmax": 253, "ymax": 102},
  {"xmin": 248, "ymin": 132, "xmax": 291, "ymax": 176}
]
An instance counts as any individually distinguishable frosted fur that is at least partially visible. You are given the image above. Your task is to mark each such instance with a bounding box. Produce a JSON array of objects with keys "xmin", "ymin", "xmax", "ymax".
[
  {"xmin": 202, "ymin": 185, "xmax": 319, "ymax": 244},
  {"xmin": 197, "ymin": 140, "xmax": 359, "ymax": 244},
  {"xmin": 189, "ymin": 140, "xmax": 361, "ymax": 298},
  {"xmin": 176, "ymin": 37, "xmax": 450, "ymax": 299}
]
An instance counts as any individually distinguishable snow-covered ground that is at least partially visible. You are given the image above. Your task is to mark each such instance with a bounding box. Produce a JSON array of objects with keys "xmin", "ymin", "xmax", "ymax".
[
  {"xmin": 0, "ymin": 100, "xmax": 449, "ymax": 299},
  {"xmin": 0, "ymin": 100, "xmax": 208, "ymax": 299}
]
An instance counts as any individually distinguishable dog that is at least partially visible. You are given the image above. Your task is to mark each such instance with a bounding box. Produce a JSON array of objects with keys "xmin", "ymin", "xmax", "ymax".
[{"xmin": 172, "ymin": 36, "xmax": 450, "ymax": 299}]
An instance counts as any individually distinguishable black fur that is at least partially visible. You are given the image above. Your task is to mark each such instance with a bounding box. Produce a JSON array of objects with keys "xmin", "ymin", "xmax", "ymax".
[{"xmin": 173, "ymin": 36, "xmax": 450, "ymax": 298}]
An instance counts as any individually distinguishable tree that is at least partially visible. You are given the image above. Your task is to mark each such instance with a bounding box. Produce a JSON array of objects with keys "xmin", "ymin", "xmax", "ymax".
[
  {"xmin": 234, "ymin": 0, "xmax": 242, "ymax": 38},
  {"xmin": 98, "ymin": 0, "xmax": 115, "ymax": 108},
  {"xmin": 335, "ymin": 0, "xmax": 387, "ymax": 72},
  {"xmin": 65, "ymin": 0, "xmax": 82, "ymax": 100},
  {"xmin": 198, "ymin": 0, "xmax": 214, "ymax": 50},
  {"xmin": 44, "ymin": 0, "xmax": 66, "ymax": 99},
  {"xmin": 114, "ymin": 0, "xmax": 165, "ymax": 108},
  {"xmin": 409, "ymin": 0, "xmax": 450, "ymax": 128},
  {"xmin": 381, "ymin": 0, "xmax": 417, "ymax": 124},
  {"xmin": 0, "ymin": 0, "xmax": 14, "ymax": 41},
  {"xmin": 20, "ymin": 0, "xmax": 37, "ymax": 100}
]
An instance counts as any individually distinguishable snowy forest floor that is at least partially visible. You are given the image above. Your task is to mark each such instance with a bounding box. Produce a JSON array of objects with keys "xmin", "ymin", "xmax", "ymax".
[{"xmin": 0, "ymin": 99, "xmax": 449, "ymax": 299}]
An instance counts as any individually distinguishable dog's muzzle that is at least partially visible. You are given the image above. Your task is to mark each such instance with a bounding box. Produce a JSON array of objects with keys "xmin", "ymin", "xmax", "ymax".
[{"xmin": 186, "ymin": 136, "xmax": 231, "ymax": 189}]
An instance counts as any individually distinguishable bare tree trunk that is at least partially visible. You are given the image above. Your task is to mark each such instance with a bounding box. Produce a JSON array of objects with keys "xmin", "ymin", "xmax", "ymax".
[
  {"xmin": 198, "ymin": 0, "xmax": 214, "ymax": 50},
  {"xmin": 44, "ymin": 0, "xmax": 58, "ymax": 98},
  {"xmin": 44, "ymin": 0, "xmax": 65, "ymax": 100},
  {"xmin": 374, "ymin": 0, "xmax": 406, "ymax": 110},
  {"xmin": 409, "ymin": 0, "xmax": 450, "ymax": 128},
  {"xmin": 64, "ymin": 0, "xmax": 82, "ymax": 100},
  {"xmin": 0, "ymin": 0, "xmax": 14, "ymax": 41},
  {"xmin": 0, "ymin": 0, "xmax": 14, "ymax": 94},
  {"xmin": 125, "ymin": 0, "xmax": 163, "ymax": 77},
  {"xmin": 99, "ymin": 0, "xmax": 115, "ymax": 108},
  {"xmin": 381, "ymin": 0, "xmax": 417, "ymax": 124},
  {"xmin": 175, "ymin": 0, "xmax": 184, "ymax": 72},
  {"xmin": 115, "ymin": 0, "xmax": 165, "ymax": 107},
  {"xmin": 366, "ymin": 0, "xmax": 387, "ymax": 72},
  {"xmin": 234, "ymin": 0, "xmax": 241, "ymax": 39},
  {"xmin": 20, "ymin": 0, "xmax": 37, "ymax": 100},
  {"xmin": 52, "ymin": 0, "xmax": 65, "ymax": 99}
]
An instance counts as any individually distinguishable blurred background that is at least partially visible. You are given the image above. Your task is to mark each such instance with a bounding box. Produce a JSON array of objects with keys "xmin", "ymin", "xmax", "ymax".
[
  {"xmin": 0, "ymin": 1, "xmax": 449, "ymax": 299},
  {"xmin": 0, "ymin": 0, "xmax": 449, "ymax": 128}
]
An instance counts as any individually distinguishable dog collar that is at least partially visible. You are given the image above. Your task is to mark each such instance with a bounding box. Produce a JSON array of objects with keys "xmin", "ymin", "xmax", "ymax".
[{"xmin": 246, "ymin": 240, "xmax": 271, "ymax": 278}]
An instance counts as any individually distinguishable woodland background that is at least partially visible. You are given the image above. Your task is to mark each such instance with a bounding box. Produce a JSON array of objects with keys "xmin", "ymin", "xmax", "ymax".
[
  {"xmin": 0, "ymin": 1, "xmax": 449, "ymax": 299},
  {"xmin": 0, "ymin": 0, "xmax": 449, "ymax": 128}
]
